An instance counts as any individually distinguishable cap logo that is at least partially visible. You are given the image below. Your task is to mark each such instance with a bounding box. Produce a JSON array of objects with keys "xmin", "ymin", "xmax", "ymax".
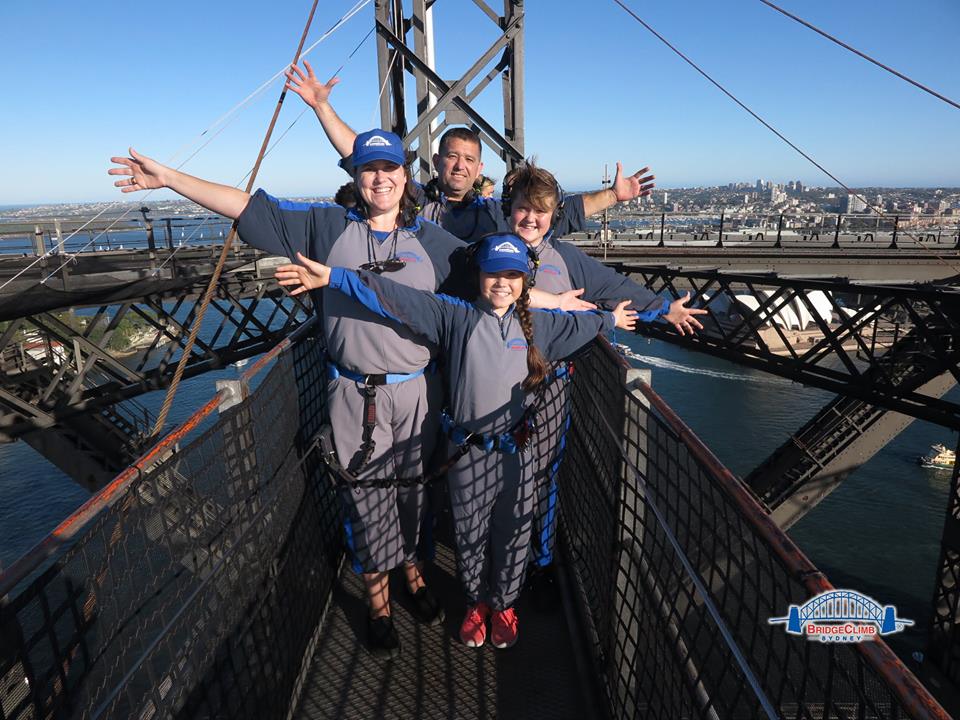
[
  {"xmin": 364, "ymin": 135, "xmax": 392, "ymax": 147},
  {"xmin": 493, "ymin": 241, "xmax": 521, "ymax": 254}
]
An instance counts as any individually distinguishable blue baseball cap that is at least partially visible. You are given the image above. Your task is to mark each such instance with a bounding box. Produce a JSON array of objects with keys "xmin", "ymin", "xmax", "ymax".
[
  {"xmin": 476, "ymin": 233, "xmax": 529, "ymax": 275},
  {"xmin": 353, "ymin": 129, "xmax": 405, "ymax": 168}
]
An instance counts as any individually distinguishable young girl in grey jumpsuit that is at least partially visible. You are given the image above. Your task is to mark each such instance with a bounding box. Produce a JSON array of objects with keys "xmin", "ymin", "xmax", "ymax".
[{"xmin": 275, "ymin": 232, "xmax": 639, "ymax": 649}]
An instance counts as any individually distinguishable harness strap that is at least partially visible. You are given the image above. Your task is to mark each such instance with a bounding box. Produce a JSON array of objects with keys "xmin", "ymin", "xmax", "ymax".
[
  {"xmin": 327, "ymin": 360, "xmax": 430, "ymax": 474},
  {"xmin": 440, "ymin": 409, "xmax": 536, "ymax": 456},
  {"xmin": 327, "ymin": 361, "xmax": 428, "ymax": 386}
]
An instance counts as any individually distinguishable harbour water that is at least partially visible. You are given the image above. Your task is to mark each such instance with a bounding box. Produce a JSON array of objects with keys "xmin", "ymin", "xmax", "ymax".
[{"xmin": 0, "ymin": 328, "xmax": 953, "ymax": 664}]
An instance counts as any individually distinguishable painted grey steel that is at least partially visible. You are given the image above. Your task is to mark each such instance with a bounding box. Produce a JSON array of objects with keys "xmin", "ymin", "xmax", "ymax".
[
  {"xmin": 374, "ymin": 0, "xmax": 525, "ymax": 168},
  {"xmin": 749, "ymin": 372, "xmax": 956, "ymax": 529},
  {"xmin": 591, "ymin": 245, "xmax": 960, "ymax": 283}
]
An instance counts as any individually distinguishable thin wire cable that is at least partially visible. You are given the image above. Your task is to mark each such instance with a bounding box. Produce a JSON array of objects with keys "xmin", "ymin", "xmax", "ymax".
[
  {"xmin": 22, "ymin": 1, "xmax": 373, "ymax": 291},
  {"xmin": 610, "ymin": 0, "xmax": 960, "ymax": 276},
  {"xmin": 154, "ymin": 26, "xmax": 375, "ymax": 277},
  {"xmin": 150, "ymin": 0, "xmax": 324, "ymax": 438},
  {"xmin": 759, "ymin": 0, "xmax": 960, "ymax": 112},
  {"xmin": 371, "ymin": 48, "xmax": 399, "ymax": 127},
  {"xmin": 164, "ymin": 0, "xmax": 373, "ymax": 168}
]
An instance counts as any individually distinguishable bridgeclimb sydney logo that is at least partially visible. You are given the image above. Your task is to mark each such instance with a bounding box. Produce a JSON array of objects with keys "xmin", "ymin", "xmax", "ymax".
[
  {"xmin": 768, "ymin": 589, "xmax": 913, "ymax": 643},
  {"xmin": 493, "ymin": 241, "xmax": 521, "ymax": 254},
  {"xmin": 364, "ymin": 135, "xmax": 392, "ymax": 147}
]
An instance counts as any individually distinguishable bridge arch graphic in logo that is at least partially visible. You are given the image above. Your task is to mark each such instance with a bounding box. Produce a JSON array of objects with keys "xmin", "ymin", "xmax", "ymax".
[
  {"xmin": 506, "ymin": 338, "xmax": 528, "ymax": 351},
  {"xmin": 768, "ymin": 589, "xmax": 913, "ymax": 643}
]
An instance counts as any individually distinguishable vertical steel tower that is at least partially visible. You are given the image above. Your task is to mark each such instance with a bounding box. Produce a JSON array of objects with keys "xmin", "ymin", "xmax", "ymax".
[{"xmin": 373, "ymin": 0, "xmax": 525, "ymax": 181}]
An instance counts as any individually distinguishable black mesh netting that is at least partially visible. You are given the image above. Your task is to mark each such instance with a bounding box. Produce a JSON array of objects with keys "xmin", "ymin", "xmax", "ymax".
[
  {"xmin": 1, "ymin": 329, "xmax": 340, "ymax": 720},
  {"xmin": 558, "ymin": 340, "xmax": 933, "ymax": 720},
  {"xmin": 0, "ymin": 332, "xmax": 941, "ymax": 720}
]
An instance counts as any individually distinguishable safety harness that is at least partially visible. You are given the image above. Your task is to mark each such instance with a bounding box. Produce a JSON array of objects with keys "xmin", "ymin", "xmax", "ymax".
[
  {"xmin": 315, "ymin": 362, "xmax": 572, "ymax": 489},
  {"xmin": 326, "ymin": 360, "xmax": 428, "ymax": 474}
]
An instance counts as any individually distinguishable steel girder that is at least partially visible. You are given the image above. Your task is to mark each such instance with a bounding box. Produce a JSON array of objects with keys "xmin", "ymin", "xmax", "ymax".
[
  {"xmin": 616, "ymin": 264, "xmax": 960, "ymax": 430},
  {"xmin": 374, "ymin": 0, "xmax": 525, "ymax": 178},
  {"xmin": 0, "ymin": 280, "xmax": 310, "ymax": 444}
]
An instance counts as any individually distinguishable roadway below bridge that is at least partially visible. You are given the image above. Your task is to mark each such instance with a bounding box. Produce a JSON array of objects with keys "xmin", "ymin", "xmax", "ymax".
[{"xmin": 574, "ymin": 237, "xmax": 960, "ymax": 283}]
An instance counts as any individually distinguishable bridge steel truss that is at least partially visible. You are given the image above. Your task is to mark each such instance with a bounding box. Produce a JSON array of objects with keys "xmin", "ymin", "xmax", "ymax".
[
  {"xmin": 374, "ymin": 0, "xmax": 525, "ymax": 179},
  {"xmin": 0, "ymin": 262, "xmax": 310, "ymax": 489},
  {"xmin": 616, "ymin": 264, "xmax": 960, "ymax": 428}
]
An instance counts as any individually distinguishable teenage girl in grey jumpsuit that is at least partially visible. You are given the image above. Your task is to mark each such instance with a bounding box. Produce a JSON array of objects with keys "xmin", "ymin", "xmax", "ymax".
[
  {"xmin": 502, "ymin": 162, "xmax": 706, "ymax": 581},
  {"xmin": 275, "ymin": 232, "xmax": 640, "ymax": 649}
]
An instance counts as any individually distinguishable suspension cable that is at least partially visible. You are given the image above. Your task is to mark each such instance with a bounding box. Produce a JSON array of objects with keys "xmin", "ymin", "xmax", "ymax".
[
  {"xmin": 152, "ymin": 26, "xmax": 375, "ymax": 278},
  {"xmin": 759, "ymin": 0, "xmax": 960, "ymax": 112},
  {"xmin": 150, "ymin": 0, "xmax": 322, "ymax": 438},
  {"xmin": 609, "ymin": 0, "xmax": 960, "ymax": 276}
]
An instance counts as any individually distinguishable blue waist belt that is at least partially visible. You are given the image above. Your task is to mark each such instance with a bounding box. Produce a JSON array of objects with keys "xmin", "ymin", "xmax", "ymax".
[
  {"xmin": 440, "ymin": 410, "xmax": 521, "ymax": 455},
  {"xmin": 328, "ymin": 360, "xmax": 430, "ymax": 386}
]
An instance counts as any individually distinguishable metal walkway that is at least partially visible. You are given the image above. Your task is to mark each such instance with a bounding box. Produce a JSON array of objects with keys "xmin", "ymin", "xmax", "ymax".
[{"xmin": 293, "ymin": 524, "xmax": 597, "ymax": 720}]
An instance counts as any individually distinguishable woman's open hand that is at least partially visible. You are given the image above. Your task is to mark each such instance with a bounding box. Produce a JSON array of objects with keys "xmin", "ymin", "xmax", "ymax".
[{"xmin": 663, "ymin": 291, "xmax": 708, "ymax": 335}]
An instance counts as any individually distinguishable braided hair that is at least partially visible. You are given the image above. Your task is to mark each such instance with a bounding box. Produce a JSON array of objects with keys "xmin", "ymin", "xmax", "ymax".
[{"xmin": 513, "ymin": 282, "xmax": 550, "ymax": 392}]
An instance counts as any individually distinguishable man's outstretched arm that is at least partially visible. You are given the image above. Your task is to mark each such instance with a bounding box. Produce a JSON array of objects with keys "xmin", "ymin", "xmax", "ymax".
[
  {"xmin": 580, "ymin": 162, "xmax": 655, "ymax": 217},
  {"xmin": 285, "ymin": 60, "xmax": 356, "ymax": 158}
]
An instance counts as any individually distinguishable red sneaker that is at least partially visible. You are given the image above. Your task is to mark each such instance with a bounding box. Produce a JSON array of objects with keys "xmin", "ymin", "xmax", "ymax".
[
  {"xmin": 491, "ymin": 607, "xmax": 519, "ymax": 649},
  {"xmin": 459, "ymin": 602, "xmax": 490, "ymax": 648}
]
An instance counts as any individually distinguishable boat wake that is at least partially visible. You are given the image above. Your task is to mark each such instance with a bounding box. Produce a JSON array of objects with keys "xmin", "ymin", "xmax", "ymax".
[{"xmin": 616, "ymin": 344, "xmax": 793, "ymax": 386}]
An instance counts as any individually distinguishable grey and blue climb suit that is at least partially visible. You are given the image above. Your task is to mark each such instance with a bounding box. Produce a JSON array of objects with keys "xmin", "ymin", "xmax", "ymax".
[
  {"xmin": 237, "ymin": 190, "xmax": 466, "ymax": 573},
  {"xmin": 326, "ymin": 266, "xmax": 615, "ymax": 610},
  {"xmin": 526, "ymin": 236, "xmax": 669, "ymax": 567},
  {"xmin": 415, "ymin": 187, "xmax": 587, "ymax": 242}
]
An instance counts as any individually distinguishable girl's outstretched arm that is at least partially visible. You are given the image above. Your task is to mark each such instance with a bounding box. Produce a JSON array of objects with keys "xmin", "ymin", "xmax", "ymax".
[{"xmin": 276, "ymin": 253, "xmax": 466, "ymax": 345}]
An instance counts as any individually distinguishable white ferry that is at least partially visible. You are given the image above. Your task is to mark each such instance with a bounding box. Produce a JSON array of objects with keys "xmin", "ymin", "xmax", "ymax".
[{"xmin": 919, "ymin": 443, "xmax": 956, "ymax": 469}]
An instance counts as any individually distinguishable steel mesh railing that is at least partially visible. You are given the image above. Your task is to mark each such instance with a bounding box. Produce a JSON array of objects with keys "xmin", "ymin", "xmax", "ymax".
[
  {"xmin": 558, "ymin": 339, "xmax": 948, "ymax": 720},
  {"xmin": 0, "ymin": 324, "xmax": 950, "ymax": 720},
  {"xmin": 0, "ymin": 321, "xmax": 341, "ymax": 720}
]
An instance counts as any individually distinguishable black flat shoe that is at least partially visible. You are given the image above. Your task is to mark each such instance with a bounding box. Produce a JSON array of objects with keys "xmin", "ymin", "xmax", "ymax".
[
  {"xmin": 408, "ymin": 585, "xmax": 445, "ymax": 625},
  {"xmin": 527, "ymin": 564, "xmax": 561, "ymax": 614},
  {"xmin": 367, "ymin": 614, "xmax": 401, "ymax": 659}
]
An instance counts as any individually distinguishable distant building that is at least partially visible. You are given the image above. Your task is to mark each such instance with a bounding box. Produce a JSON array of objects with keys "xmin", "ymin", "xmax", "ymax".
[
  {"xmin": 844, "ymin": 193, "xmax": 867, "ymax": 213},
  {"xmin": 663, "ymin": 192, "xmax": 669, "ymax": 205}
]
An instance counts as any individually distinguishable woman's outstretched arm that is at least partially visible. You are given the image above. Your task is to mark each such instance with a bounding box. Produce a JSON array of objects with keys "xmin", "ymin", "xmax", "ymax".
[{"xmin": 108, "ymin": 148, "xmax": 251, "ymax": 219}]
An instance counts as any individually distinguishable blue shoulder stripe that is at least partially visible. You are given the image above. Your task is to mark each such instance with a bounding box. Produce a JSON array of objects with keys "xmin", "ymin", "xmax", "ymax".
[
  {"xmin": 262, "ymin": 190, "xmax": 336, "ymax": 212},
  {"xmin": 531, "ymin": 307, "xmax": 605, "ymax": 317},
  {"xmin": 435, "ymin": 293, "xmax": 473, "ymax": 309}
]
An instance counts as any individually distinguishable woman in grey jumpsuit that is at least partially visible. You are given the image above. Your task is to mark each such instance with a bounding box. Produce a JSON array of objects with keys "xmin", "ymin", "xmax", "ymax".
[{"xmin": 109, "ymin": 130, "xmax": 467, "ymax": 659}]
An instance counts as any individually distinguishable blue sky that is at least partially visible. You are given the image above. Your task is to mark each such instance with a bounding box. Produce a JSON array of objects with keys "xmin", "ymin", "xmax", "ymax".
[{"xmin": 1, "ymin": 0, "xmax": 957, "ymax": 204}]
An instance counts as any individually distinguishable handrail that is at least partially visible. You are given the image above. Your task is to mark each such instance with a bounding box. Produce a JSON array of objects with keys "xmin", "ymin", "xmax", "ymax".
[{"xmin": 0, "ymin": 317, "xmax": 316, "ymax": 599}]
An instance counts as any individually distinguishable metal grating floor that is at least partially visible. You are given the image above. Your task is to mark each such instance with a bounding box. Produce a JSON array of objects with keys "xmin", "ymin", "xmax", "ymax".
[{"xmin": 292, "ymin": 521, "xmax": 598, "ymax": 720}]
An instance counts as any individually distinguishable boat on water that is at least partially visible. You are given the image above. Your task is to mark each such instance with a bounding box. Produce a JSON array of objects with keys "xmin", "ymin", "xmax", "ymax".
[{"xmin": 919, "ymin": 443, "xmax": 956, "ymax": 469}]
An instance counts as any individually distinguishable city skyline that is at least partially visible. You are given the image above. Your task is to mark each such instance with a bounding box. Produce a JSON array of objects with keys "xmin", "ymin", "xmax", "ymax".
[{"xmin": 2, "ymin": 0, "xmax": 958, "ymax": 205}]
